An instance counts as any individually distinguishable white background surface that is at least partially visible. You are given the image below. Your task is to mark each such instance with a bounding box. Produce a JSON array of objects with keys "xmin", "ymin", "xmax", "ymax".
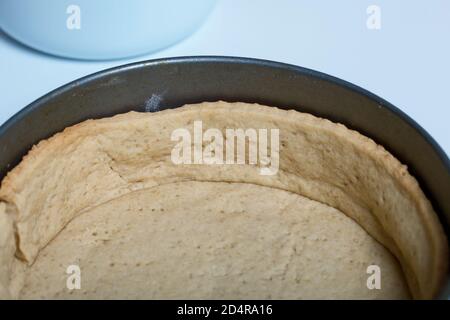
[{"xmin": 1, "ymin": 0, "xmax": 449, "ymax": 155}]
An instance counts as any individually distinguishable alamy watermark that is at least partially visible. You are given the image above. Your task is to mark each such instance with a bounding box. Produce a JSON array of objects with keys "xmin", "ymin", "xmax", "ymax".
[
  {"xmin": 366, "ymin": 264, "xmax": 381, "ymax": 290},
  {"xmin": 170, "ymin": 121, "xmax": 280, "ymax": 176},
  {"xmin": 366, "ymin": 5, "xmax": 381, "ymax": 30},
  {"xmin": 63, "ymin": 262, "xmax": 379, "ymax": 292},
  {"xmin": 66, "ymin": 4, "xmax": 81, "ymax": 30},
  {"xmin": 66, "ymin": 264, "xmax": 81, "ymax": 290}
]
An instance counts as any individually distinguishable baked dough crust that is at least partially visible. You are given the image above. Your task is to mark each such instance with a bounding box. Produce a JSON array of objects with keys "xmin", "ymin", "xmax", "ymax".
[
  {"xmin": 0, "ymin": 101, "xmax": 447, "ymax": 299},
  {"xmin": 20, "ymin": 181, "xmax": 410, "ymax": 299}
]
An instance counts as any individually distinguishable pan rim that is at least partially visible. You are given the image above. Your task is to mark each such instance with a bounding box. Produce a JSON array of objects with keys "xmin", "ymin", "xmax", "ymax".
[{"xmin": 1, "ymin": 56, "xmax": 449, "ymax": 171}]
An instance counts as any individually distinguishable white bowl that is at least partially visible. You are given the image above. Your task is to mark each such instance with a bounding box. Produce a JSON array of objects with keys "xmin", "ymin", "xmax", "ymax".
[{"xmin": 0, "ymin": 0, "xmax": 217, "ymax": 60}]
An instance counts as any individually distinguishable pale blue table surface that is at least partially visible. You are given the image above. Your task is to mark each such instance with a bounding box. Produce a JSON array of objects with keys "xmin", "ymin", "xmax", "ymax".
[{"xmin": 1, "ymin": 0, "xmax": 449, "ymax": 155}]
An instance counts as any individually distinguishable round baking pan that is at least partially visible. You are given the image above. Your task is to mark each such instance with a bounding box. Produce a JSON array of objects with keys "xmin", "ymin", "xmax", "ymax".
[{"xmin": 0, "ymin": 56, "xmax": 449, "ymax": 298}]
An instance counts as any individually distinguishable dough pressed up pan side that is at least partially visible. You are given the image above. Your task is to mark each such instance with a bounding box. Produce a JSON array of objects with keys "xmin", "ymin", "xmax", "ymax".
[{"xmin": 0, "ymin": 101, "xmax": 447, "ymax": 299}]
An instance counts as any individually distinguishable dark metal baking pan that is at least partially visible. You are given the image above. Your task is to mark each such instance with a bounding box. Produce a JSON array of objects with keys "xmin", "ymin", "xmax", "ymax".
[{"xmin": 0, "ymin": 56, "xmax": 449, "ymax": 298}]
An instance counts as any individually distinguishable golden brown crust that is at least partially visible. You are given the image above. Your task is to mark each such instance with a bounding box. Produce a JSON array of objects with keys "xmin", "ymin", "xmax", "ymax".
[
  {"xmin": 0, "ymin": 101, "xmax": 447, "ymax": 299},
  {"xmin": 20, "ymin": 181, "xmax": 410, "ymax": 299}
]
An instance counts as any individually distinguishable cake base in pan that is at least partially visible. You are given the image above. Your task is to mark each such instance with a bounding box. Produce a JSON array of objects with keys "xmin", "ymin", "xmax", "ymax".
[{"xmin": 0, "ymin": 102, "xmax": 447, "ymax": 299}]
